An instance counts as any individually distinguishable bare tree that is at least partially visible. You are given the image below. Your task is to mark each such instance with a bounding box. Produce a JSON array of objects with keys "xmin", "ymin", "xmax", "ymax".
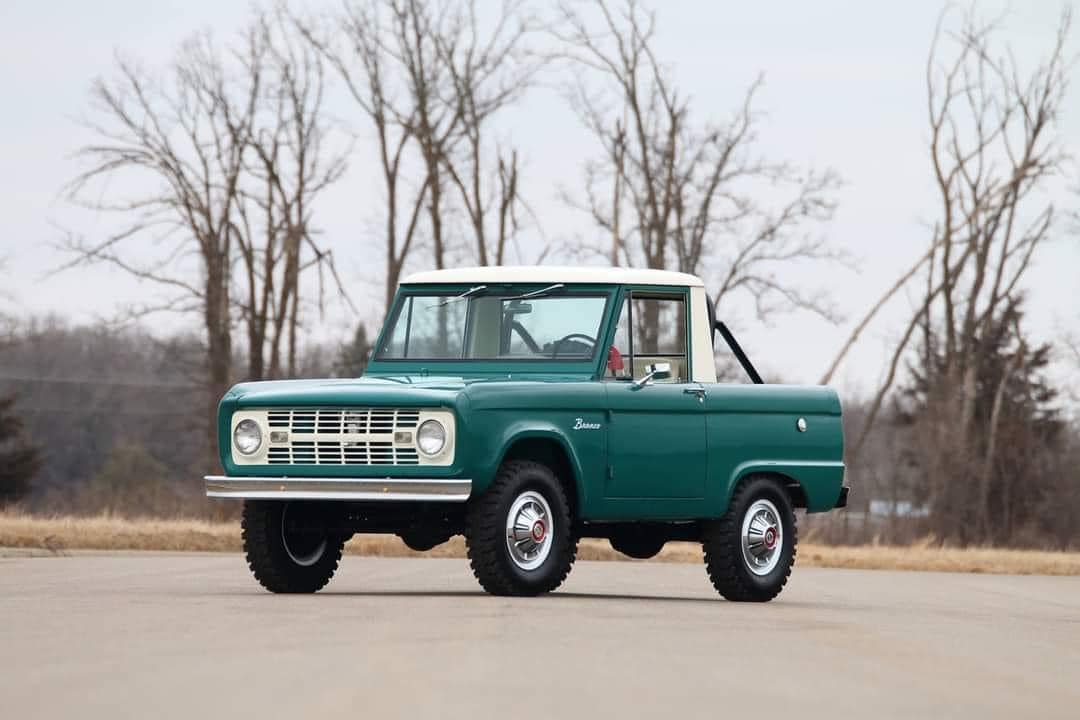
[
  {"xmin": 555, "ymin": 0, "xmax": 842, "ymax": 329},
  {"xmin": 848, "ymin": 7, "xmax": 1072, "ymax": 459},
  {"xmin": 832, "ymin": 8, "xmax": 1073, "ymax": 545},
  {"xmin": 233, "ymin": 10, "xmax": 349, "ymax": 380},
  {"xmin": 436, "ymin": 0, "xmax": 543, "ymax": 266},
  {"xmin": 63, "ymin": 40, "xmax": 248, "ymax": 464},
  {"xmin": 300, "ymin": 0, "xmax": 541, "ymax": 316},
  {"xmin": 63, "ymin": 18, "xmax": 348, "ymax": 466},
  {"xmin": 299, "ymin": 1, "xmax": 441, "ymax": 313}
]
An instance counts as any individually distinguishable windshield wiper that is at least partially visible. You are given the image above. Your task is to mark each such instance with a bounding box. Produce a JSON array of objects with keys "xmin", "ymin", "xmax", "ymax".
[
  {"xmin": 504, "ymin": 283, "xmax": 565, "ymax": 301},
  {"xmin": 430, "ymin": 285, "xmax": 487, "ymax": 308}
]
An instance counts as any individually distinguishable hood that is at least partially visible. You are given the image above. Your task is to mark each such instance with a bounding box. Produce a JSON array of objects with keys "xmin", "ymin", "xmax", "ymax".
[
  {"xmin": 226, "ymin": 376, "xmax": 469, "ymax": 407},
  {"xmin": 224, "ymin": 373, "xmax": 590, "ymax": 408}
]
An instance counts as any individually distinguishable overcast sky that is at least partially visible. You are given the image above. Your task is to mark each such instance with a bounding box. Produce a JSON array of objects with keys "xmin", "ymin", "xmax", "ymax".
[{"xmin": 1, "ymin": 0, "xmax": 1077, "ymax": 396}]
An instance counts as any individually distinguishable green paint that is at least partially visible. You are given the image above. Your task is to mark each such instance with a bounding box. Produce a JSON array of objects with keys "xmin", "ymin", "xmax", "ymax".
[{"xmin": 214, "ymin": 281, "xmax": 846, "ymax": 521}]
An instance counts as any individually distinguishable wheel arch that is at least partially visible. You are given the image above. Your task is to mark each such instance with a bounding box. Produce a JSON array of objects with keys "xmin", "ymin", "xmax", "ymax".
[
  {"xmin": 723, "ymin": 461, "xmax": 841, "ymax": 515},
  {"xmin": 496, "ymin": 430, "xmax": 584, "ymax": 519}
]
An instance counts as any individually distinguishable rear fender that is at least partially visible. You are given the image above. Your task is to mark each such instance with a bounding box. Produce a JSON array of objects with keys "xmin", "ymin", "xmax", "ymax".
[{"xmin": 724, "ymin": 460, "xmax": 846, "ymax": 514}]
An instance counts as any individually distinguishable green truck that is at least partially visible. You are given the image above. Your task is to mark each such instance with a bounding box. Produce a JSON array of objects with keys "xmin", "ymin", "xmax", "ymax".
[{"xmin": 206, "ymin": 267, "xmax": 848, "ymax": 601}]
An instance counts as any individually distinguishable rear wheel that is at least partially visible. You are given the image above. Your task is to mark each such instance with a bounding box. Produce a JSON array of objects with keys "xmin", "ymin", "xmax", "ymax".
[
  {"xmin": 464, "ymin": 460, "xmax": 577, "ymax": 596},
  {"xmin": 702, "ymin": 476, "xmax": 796, "ymax": 602},
  {"xmin": 241, "ymin": 500, "xmax": 345, "ymax": 593}
]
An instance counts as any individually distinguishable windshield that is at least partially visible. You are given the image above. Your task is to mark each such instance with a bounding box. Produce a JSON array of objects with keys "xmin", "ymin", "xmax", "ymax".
[{"xmin": 376, "ymin": 290, "xmax": 609, "ymax": 361}]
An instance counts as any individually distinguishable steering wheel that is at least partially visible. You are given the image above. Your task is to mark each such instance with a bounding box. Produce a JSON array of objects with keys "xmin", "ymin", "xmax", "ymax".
[{"xmin": 550, "ymin": 333, "xmax": 597, "ymax": 358}]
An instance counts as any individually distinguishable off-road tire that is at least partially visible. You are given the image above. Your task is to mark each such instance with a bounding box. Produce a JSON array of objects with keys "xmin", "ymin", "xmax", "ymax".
[
  {"xmin": 464, "ymin": 460, "xmax": 577, "ymax": 596},
  {"xmin": 609, "ymin": 529, "xmax": 666, "ymax": 560},
  {"xmin": 241, "ymin": 500, "xmax": 345, "ymax": 594},
  {"xmin": 702, "ymin": 476, "xmax": 797, "ymax": 602}
]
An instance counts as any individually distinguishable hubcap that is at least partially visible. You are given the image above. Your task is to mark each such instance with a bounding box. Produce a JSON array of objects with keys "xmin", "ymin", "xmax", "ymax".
[
  {"xmin": 281, "ymin": 503, "xmax": 328, "ymax": 567},
  {"xmin": 741, "ymin": 498, "xmax": 783, "ymax": 576},
  {"xmin": 505, "ymin": 491, "xmax": 554, "ymax": 571}
]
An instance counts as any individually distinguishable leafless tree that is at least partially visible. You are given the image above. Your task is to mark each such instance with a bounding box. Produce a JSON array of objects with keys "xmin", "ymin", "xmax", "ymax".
[
  {"xmin": 830, "ymin": 8, "xmax": 1073, "ymax": 544},
  {"xmin": 62, "ymin": 41, "xmax": 246, "ymax": 463},
  {"xmin": 300, "ymin": 0, "xmax": 541, "ymax": 316},
  {"xmin": 436, "ymin": 1, "xmax": 543, "ymax": 266},
  {"xmin": 297, "ymin": 2, "xmax": 429, "ymax": 314},
  {"xmin": 554, "ymin": 0, "xmax": 842, "ymax": 330},
  {"xmin": 847, "ymin": 7, "xmax": 1072, "ymax": 456},
  {"xmin": 63, "ymin": 17, "xmax": 349, "ymax": 466},
  {"xmin": 233, "ymin": 10, "xmax": 349, "ymax": 380}
]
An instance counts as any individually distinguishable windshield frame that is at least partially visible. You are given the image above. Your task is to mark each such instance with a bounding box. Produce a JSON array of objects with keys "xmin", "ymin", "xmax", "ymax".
[{"xmin": 368, "ymin": 283, "xmax": 620, "ymax": 375}]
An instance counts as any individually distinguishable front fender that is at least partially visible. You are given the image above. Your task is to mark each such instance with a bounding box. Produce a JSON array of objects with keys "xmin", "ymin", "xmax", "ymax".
[{"xmin": 462, "ymin": 413, "xmax": 603, "ymax": 513}]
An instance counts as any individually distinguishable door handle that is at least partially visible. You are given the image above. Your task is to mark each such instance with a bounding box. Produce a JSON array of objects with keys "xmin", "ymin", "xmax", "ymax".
[{"xmin": 683, "ymin": 387, "xmax": 707, "ymax": 401}]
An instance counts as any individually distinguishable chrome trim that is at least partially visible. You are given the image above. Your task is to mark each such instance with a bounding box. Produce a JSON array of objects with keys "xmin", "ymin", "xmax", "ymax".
[
  {"xmin": 632, "ymin": 361, "xmax": 672, "ymax": 389},
  {"xmin": 204, "ymin": 475, "xmax": 472, "ymax": 502},
  {"xmin": 741, "ymin": 498, "xmax": 783, "ymax": 576},
  {"xmin": 505, "ymin": 489, "xmax": 554, "ymax": 571}
]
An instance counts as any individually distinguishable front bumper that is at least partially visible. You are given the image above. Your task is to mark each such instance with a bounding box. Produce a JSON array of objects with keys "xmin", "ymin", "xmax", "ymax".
[{"xmin": 204, "ymin": 475, "xmax": 472, "ymax": 502}]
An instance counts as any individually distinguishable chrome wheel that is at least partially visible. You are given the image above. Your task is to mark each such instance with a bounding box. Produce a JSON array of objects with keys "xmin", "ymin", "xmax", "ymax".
[
  {"xmin": 741, "ymin": 498, "xmax": 783, "ymax": 576},
  {"xmin": 280, "ymin": 503, "xmax": 328, "ymax": 567},
  {"xmin": 505, "ymin": 490, "xmax": 554, "ymax": 571}
]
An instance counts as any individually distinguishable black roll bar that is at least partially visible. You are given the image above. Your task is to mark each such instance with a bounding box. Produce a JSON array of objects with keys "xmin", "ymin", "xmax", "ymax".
[{"xmin": 714, "ymin": 321, "xmax": 764, "ymax": 385}]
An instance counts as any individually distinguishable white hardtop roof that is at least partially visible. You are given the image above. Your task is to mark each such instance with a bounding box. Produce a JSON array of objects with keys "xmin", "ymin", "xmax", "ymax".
[{"xmin": 402, "ymin": 265, "xmax": 704, "ymax": 288}]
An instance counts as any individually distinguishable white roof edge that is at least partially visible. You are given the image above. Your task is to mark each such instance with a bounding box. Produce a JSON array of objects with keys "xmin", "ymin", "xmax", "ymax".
[{"xmin": 401, "ymin": 265, "xmax": 705, "ymax": 288}]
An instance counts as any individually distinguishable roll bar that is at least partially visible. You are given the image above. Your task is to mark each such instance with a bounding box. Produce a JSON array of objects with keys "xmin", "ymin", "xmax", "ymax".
[{"xmin": 706, "ymin": 295, "xmax": 764, "ymax": 385}]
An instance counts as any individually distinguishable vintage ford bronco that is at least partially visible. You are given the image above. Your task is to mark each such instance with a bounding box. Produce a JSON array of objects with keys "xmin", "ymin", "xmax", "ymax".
[{"xmin": 206, "ymin": 267, "xmax": 847, "ymax": 601}]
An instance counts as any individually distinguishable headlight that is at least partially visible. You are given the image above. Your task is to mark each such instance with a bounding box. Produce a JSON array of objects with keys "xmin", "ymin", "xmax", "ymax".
[
  {"xmin": 233, "ymin": 419, "xmax": 263, "ymax": 456},
  {"xmin": 417, "ymin": 419, "xmax": 447, "ymax": 456}
]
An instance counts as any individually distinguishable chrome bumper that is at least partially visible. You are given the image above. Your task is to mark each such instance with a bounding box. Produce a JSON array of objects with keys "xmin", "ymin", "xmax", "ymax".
[{"xmin": 204, "ymin": 475, "xmax": 472, "ymax": 502}]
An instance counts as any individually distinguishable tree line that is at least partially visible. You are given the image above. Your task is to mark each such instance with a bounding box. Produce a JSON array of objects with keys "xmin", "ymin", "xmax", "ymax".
[{"xmin": 1, "ymin": 1, "xmax": 1078, "ymax": 547}]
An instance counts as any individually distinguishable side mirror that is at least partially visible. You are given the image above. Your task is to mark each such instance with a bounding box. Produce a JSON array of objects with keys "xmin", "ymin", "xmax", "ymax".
[{"xmin": 633, "ymin": 361, "xmax": 672, "ymax": 388}]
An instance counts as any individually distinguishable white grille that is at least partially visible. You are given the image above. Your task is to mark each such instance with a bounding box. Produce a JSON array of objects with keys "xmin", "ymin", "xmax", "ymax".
[{"xmin": 265, "ymin": 408, "xmax": 421, "ymax": 466}]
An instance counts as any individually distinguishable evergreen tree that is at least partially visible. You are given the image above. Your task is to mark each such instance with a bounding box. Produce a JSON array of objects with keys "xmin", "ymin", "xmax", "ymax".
[
  {"xmin": 0, "ymin": 394, "xmax": 41, "ymax": 507},
  {"xmin": 895, "ymin": 302, "xmax": 1064, "ymax": 544}
]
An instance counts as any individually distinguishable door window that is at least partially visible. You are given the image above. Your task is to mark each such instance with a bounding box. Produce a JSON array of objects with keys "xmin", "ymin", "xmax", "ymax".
[{"xmin": 607, "ymin": 292, "xmax": 688, "ymax": 382}]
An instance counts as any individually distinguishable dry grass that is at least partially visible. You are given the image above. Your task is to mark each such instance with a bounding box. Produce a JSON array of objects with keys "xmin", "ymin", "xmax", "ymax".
[
  {"xmin": 0, "ymin": 512, "xmax": 242, "ymax": 553},
  {"xmin": 2, "ymin": 512, "xmax": 1079, "ymax": 576}
]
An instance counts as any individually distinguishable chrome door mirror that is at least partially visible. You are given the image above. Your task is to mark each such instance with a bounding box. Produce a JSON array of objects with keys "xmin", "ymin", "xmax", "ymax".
[{"xmin": 632, "ymin": 362, "xmax": 672, "ymax": 389}]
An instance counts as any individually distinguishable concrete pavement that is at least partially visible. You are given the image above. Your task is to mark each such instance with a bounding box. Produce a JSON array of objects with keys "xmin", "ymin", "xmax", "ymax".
[{"xmin": 1, "ymin": 552, "xmax": 1077, "ymax": 719}]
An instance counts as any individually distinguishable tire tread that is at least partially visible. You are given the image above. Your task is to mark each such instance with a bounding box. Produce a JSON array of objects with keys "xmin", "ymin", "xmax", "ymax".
[
  {"xmin": 464, "ymin": 460, "xmax": 577, "ymax": 597},
  {"xmin": 703, "ymin": 477, "xmax": 797, "ymax": 602},
  {"xmin": 241, "ymin": 501, "xmax": 344, "ymax": 594}
]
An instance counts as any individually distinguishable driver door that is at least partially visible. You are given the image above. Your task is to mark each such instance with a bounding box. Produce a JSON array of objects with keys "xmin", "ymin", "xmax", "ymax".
[{"xmin": 604, "ymin": 290, "xmax": 707, "ymax": 500}]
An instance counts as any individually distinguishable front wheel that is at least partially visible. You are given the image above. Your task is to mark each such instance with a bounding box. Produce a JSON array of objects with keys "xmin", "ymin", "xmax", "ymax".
[
  {"xmin": 464, "ymin": 460, "xmax": 577, "ymax": 596},
  {"xmin": 241, "ymin": 500, "xmax": 345, "ymax": 593},
  {"xmin": 702, "ymin": 476, "xmax": 797, "ymax": 602}
]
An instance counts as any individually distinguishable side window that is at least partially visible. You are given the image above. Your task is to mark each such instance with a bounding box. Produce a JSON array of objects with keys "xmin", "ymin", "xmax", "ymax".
[
  {"xmin": 633, "ymin": 296, "xmax": 686, "ymax": 359},
  {"xmin": 606, "ymin": 292, "xmax": 689, "ymax": 382}
]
